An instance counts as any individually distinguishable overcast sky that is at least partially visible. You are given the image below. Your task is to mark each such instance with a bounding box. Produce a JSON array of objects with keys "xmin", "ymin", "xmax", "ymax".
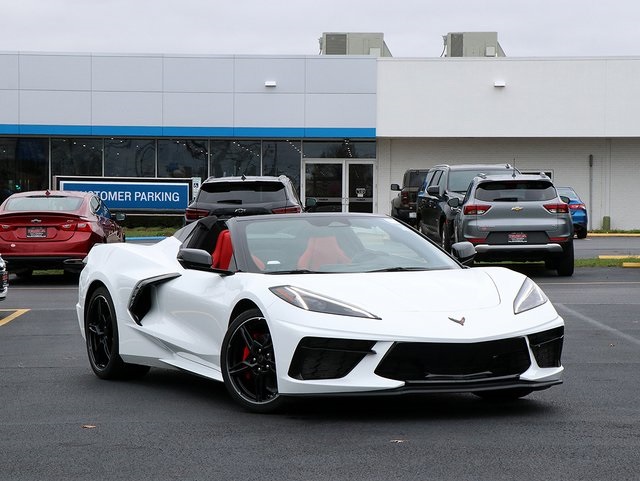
[{"xmin": 2, "ymin": 0, "xmax": 640, "ymax": 58}]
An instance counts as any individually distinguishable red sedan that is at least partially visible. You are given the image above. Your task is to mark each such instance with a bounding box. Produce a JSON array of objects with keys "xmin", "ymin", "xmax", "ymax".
[{"xmin": 0, "ymin": 190, "xmax": 125, "ymax": 277}]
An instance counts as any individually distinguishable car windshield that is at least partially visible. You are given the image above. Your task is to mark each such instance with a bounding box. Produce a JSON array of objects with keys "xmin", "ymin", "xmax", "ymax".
[
  {"xmin": 198, "ymin": 181, "xmax": 286, "ymax": 204},
  {"xmin": 4, "ymin": 196, "xmax": 83, "ymax": 212},
  {"xmin": 448, "ymin": 169, "xmax": 510, "ymax": 193},
  {"xmin": 235, "ymin": 215, "xmax": 461, "ymax": 274},
  {"xmin": 475, "ymin": 181, "xmax": 556, "ymax": 202}
]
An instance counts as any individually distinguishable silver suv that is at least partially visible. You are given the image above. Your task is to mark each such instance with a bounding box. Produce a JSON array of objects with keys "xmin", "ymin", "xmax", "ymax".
[{"xmin": 449, "ymin": 173, "xmax": 574, "ymax": 276}]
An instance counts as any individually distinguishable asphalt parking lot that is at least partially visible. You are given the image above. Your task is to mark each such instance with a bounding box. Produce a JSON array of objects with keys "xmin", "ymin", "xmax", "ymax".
[{"xmin": 0, "ymin": 238, "xmax": 639, "ymax": 481}]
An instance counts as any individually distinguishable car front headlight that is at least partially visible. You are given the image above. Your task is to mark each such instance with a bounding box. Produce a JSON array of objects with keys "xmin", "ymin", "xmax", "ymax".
[
  {"xmin": 513, "ymin": 277, "xmax": 548, "ymax": 314},
  {"xmin": 269, "ymin": 285, "xmax": 380, "ymax": 319}
]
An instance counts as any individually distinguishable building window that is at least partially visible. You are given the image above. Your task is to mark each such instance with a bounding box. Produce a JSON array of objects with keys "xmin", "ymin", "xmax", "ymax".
[
  {"xmin": 104, "ymin": 138, "xmax": 156, "ymax": 177},
  {"xmin": 262, "ymin": 140, "xmax": 302, "ymax": 193},
  {"xmin": 158, "ymin": 139, "xmax": 208, "ymax": 179},
  {"xmin": 0, "ymin": 137, "xmax": 48, "ymax": 201},
  {"xmin": 51, "ymin": 138, "xmax": 103, "ymax": 179},
  {"xmin": 302, "ymin": 140, "xmax": 376, "ymax": 159},
  {"xmin": 210, "ymin": 140, "xmax": 261, "ymax": 178}
]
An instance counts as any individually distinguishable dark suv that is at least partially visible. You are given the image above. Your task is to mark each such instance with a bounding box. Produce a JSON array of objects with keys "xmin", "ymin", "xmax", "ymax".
[
  {"xmin": 185, "ymin": 175, "xmax": 303, "ymax": 224},
  {"xmin": 390, "ymin": 169, "xmax": 429, "ymax": 226},
  {"xmin": 416, "ymin": 163, "xmax": 516, "ymax": 251}
]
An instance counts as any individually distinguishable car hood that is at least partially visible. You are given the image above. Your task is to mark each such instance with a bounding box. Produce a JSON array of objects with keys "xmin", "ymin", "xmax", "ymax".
[{"xmin": 263, "ymin": 267, "xmax": 509, "ymax": 314}]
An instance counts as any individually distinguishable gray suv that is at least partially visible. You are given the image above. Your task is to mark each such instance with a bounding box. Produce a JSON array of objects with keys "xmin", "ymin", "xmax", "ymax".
[{"xmin": 449, "ymin": 173, "xmax": 574, "ymax": 276}]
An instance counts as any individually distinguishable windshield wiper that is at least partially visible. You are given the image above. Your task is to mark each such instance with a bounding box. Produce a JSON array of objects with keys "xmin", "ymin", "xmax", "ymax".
[
  {"xmin": 367, "ymin": 267, "xmax": 429, "ymax": 273},
  {"xmin": 265, "ymin": 269, "xmax": 325, "ymax": 275}
]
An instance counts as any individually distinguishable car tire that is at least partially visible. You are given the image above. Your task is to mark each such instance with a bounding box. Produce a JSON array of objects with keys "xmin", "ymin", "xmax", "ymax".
[
  {"xmin": 555, "ymin": 241, "xmax": 575, "ymax": 277},
  {"xmin": 84, "ymin": 286, "xmax": 150, "ymax": 380},
  {"xmin": 221, "ymin": 308, "xmax": 285, "ymax": 413},
  {"xmin": 474, "ymin": 388, "xmax": 533, "ymax": 401},
  {"xmin": 440, "ymin": 220, "xmax": 453, "ymax": 253},
  {"xmin": 576, "ymin": 227, "xmax": 587, "ymax": 239}
]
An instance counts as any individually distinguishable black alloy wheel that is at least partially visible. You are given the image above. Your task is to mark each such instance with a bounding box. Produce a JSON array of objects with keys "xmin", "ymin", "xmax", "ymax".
[
  {"xmin": 222, "ymin": 309, "xmax": 284, "ymax": 413},
  {"xmin": 85, "ymin": 286, "xmax": 149, "ymax": 379}
]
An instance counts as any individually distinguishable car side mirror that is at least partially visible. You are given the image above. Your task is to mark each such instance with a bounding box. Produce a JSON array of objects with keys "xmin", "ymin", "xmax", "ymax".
[
  {"xmin": 115, "ymin": 213, "xmax": 126, "ymax": 222},
  {"xmin": 447, "ymin": 198, "xmax": 460, "ymax": 208},
  {"xmin": 427, "ymin": 185, "xmax": 440, "ymax": 197},
  {"xmin": 305, "ymin": 197, "xmax": 318, "ymax": 211},
  {"xmin": 177, "ymin": 248, "xmax": 213, "ymax": 270},
  {"xmin": 390, "ymin": 183, "xmax": 401, "ymax": 191},
  {"xmin": 451, "ymin": 241, "xmax": 476, "ymax": 266}
]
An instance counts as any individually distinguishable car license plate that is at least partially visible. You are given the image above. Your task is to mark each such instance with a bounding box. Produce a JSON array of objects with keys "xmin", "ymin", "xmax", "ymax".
[
  {"xmin": 508, "ymin": 232, "xmax": 527, "ymax": 243},
  {"xmin": 26, "ymin": 226, "xmax": 47, "ymax": 238},
  {"xmin": 409, "ymin": 212, "xmax": 417, "ymax": 218}
]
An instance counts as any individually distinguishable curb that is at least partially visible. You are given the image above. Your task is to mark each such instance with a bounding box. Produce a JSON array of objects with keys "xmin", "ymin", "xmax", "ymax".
[
  {"xmin": 126, "ymin": 236, "xmax": 166, "ymax": 242},
  {"xmin": 587, "ymin": 233, "xmax": 640, "ymax": 237}
]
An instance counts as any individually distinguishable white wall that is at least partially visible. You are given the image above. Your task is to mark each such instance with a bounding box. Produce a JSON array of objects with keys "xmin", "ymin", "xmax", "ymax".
[
  {"xmin": 0, "ymin": 52, "xmax": 377, "ymax": 134},
  {"xmin": 377, "ymin": 57, "xmax": 640, "ymax": 138}
]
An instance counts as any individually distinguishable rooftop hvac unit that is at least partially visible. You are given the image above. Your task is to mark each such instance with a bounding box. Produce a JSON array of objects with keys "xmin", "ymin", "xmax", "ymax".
[
  {"xmin": 444, "ymin": 32, "xmax": 505, "ymax": 57},
  {"xmin": 320, "ymin": 32, "xmax": 392, "ymax": 57}
]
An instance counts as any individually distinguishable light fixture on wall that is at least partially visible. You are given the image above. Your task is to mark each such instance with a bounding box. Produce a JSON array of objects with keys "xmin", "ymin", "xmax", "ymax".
[
  {"xmin": 494, "ymin": 80, "xmax": 506, "ymax": 88},
  {"xmin": 265, "ymin": 80, "xmax": 277, "ymax": 87}
]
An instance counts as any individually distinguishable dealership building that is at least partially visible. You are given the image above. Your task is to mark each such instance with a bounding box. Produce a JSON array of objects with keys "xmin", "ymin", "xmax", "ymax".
[{"xmin": 2, "ymin": 32, "xmax": 640, "ymax": 229}]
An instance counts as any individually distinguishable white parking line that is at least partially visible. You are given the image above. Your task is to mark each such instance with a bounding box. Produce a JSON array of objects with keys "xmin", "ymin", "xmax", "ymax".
[{"xmin": 555, "ymin": 303, "xmax": 640, "ymax": 346}]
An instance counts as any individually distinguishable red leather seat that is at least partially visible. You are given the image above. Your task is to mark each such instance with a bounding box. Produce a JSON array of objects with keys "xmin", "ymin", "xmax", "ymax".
[
  {"xmin": 297, "ymin": 236, "xmax": 350, "ymax": 270},
  {"xmin": 212, "ymin": 230, "xmax": 233, "ymax": 269}
]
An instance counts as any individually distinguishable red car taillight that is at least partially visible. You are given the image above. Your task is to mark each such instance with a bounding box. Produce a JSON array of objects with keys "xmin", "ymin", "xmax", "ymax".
[
  {"xmin": 568, "ymin": 203, "xmax": 586, "ymax": 211},
  {"xmin": 544, "ymin": 203, "xmax": 569, "ymax": 214},
  {"xmin": 272, "ymin": 206, "xmax": 302, "ymax": 214},
  {"xmin": 185, "ymin": 208, "xmax": 209, "ymax": 221},
  {"xmin": 60, "ymin": 222, "xmax": 94, "ymax": 232},
  {"xmin": 400, "ymin": 191, "xmax": 410, "ymax": 207},
  {"xmin": 463, "ymin": 204, "xmax": 492, "ymax": 215}
]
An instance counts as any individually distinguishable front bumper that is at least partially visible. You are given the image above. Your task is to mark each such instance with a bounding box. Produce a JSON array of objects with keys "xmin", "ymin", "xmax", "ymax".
[{"xmin": 274, "ymin": 318, "xmax": 565, "ymax": 396}]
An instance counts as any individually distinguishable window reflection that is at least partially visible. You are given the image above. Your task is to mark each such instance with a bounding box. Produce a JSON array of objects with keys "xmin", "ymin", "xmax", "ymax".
[
  {"xmin": 52, "ymin": 138, "xmax": 103, "ymax": 178},
  {"xmin": 104, "ymin": 138, "xmax": 156, "ymax": 177},
  {"xmin": 210, "ymin": 140, "xmax": 260, "ymax": 177},
  {"xmin": 0, "ymin": 137, "xmax": 48, "ymax": 201},
  {"xmin": 262, "ymin": 140, "xmax": 302, "ymax": 193},
  {"xmin": 158, "ymin": 139, "xmax": 208, "ymax": 179},
  {"xmin": 303, "ymin": 140, "xmax": 376, "ymax": 159}
]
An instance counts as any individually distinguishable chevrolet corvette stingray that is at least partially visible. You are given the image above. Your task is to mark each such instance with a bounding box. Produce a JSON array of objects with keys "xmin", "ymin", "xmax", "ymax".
[{"xmin": 76, "ymin": 213, "xmax": 564, "ymax": 413}]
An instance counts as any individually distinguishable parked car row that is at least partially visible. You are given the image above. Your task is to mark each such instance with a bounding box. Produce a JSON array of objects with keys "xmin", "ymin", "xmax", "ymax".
[
  {"xmin": 391, "ymin": 163, "xmax": 588, "ymax": 276},
  {"xmin": 0, "ymin": 176, "xmax": 312, "ymax": 284}
]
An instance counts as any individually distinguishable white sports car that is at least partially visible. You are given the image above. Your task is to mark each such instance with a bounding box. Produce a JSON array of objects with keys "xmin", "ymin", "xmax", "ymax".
[{"xmin": 76, "ymin": 213, "xmax": 564, "ymax": 413}]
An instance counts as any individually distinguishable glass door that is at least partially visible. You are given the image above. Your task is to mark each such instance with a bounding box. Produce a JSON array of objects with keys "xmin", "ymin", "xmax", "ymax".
[
  {"xmin": 303, "ymin": 160, "xmax": 375, "ymax": 213},
  {"xmin": 346, "ymin": 162, "xmax": 374, "ymax": 213}
]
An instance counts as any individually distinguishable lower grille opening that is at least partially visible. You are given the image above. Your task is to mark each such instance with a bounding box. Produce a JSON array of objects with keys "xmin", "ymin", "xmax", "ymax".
[
  {"xmin": 528, "ymin": 326, "xmax": 564, "ymax": 368},
  {"xmin": 288, "ymin": 337, "xmax": 376, "ymax": 380},
  {"xmin": 374, "ymin": 338, "xmax": 531, "ymax": 382}
]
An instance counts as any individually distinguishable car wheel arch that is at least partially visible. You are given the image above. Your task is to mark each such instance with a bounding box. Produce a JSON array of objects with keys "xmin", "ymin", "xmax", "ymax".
[
  {"xmin": 229, "ymin": 299, "xmax": 261, "ymax": 326},
  {"xmin": 84, "ymin": 280, "xmax": 108, "ymax": 317}
]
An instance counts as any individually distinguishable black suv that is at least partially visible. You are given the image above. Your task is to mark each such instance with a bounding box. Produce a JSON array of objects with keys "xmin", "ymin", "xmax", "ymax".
[
  {"xmin": 185, "ymin": 175, "xmax": 303, "ymax": 224},
  {"xmin": 416, "ymin": 163, "xmax": 517, "ymax": 251},
  {"xmin": 390, "ymin": 169, "xmax": 429, "ymax": 226}
]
